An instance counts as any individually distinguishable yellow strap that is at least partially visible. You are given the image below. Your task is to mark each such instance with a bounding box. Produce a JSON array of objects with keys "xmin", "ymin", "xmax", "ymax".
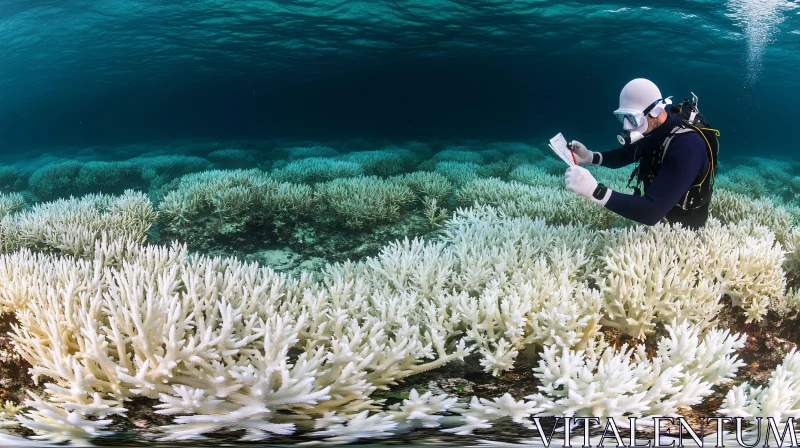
[
  {"xmin": 687, "ymin": 125, "xmax": 718, "ymax": 188},
  {"xmin": 698, "ymin": 127, "xmax": 721, "ymax": 137}
]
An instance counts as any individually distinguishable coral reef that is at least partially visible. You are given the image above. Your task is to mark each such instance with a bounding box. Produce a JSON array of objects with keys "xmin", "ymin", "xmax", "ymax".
[
  {"xmin": 0, "ymin": 143, "xmax": 799, "ymax": 446},
  {"xmin": 271, "ymin": 157, "xmax": 363, "ymax": 184},
  {"xmin": 315, "ymin": 176, "xmax": 415, "ymax": 229},
  {"xmin": 0, "ymin": 190, "xmax": 155, "ymax": 258},
  {"xmin": 0, "ymin": 193, "xmax": 25, "ymax": 218},
  {"xmin": 159, "ymin": 169, "xmax": 313, "ymax": 251},
  {"xmin": 455, "ymin": 178, "xmax": 619, "ymax": 228},
  {"xmin": 341, "ymin": 148, "xmax": 418, "ymax": 177},
  {"xmin": 207, "ymin": 148, "xmax": 259, "ymax": 169}
]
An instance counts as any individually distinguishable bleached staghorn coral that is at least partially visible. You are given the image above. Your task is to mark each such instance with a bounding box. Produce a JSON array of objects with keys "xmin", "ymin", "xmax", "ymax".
[
  {"xmin": 715, "ymin": 166, "xmax": 770, "ymax": 199},
  {"xmin": 718, "ymin": 348, "xmax": 800, "ymax": 443},
  {"xmin": 3, "ymin": 239, "xmax": 468, "ymax": 443},
  {"xmin": 159, "ymin": 169, "xmax": 314, "ymax": 246},
  {"xmin": 455, "ymin": 178, "xmax": 619, "ymax": 229},
  {"xmin": 595, "ymin": 219, "xmax": 785, "ymax": 338},
  {"xmin": 448, "ymin": 321, "xmax": 746, "ymax": 435},
  {"xmin": 442, "ymin": 394, "xmax": 542, "ymax": 435},
  {"xmin": 510, "ymin": 164, "xmax": 630, "ymax": 193},
  {"xmin": 435, "ymin": 161, "xmax": 480, "ymax": 186},
  {"xmin": 777, "ymin": 226, "xmax": 800, "ymax": 273},
  {"xmin": 340, "ymin": 148, "xmax": 417, "ymax": 176},
  {"xmin": 396, "ymin": 171, "xmax": 454, "ymax": 203},
  {"xmin": 271, "ymin": 157, "xmax": 364, "ymax": 184},
  {"xmin": 715, "ymin": 158, "xmax": 800, "ymax": 202},
  {"xmin": 0, "ymin": 192, "xmax": 25, "ymax": 217},
  {"xmin": 1, "ymin": 197, "xmax": 791, "ymax": 443},
  {"xmin": 422, "ymin": 197, "xmax": 449, "ymax": 228},
  {"xmin": 308, "ymin": 411, "xmax": 398, "ymax": 444},
  {"xmin": 509, "ymin": 164, "xmax": 560, "ymax": 187},
  {"xmin": 586, "ymin": 165, "xmax": 637, "ymax": 192},
  {"xmin": 323, "ymin": 205, "xmax": 606, "ymax": 375},
  {"xmin": 432, "ymin": 149, "xmax": 486, "ymax": 165},
  {"xmin": 385, "ymin": 389, "xmax": 460, "ymax": 430},
  {"xmin": 0, "ymin": 401, "xmax": 24, "ymax": 429},
  {"xmin": 710, "ymin": 190, "xmax": 795, "ymax": 242},
  {"xmin": 477, "ymin": 160, "xmax": 513, "ymax": 179},
  {"xmin": 315, "ymin": 176, "xmax": 415, "ymax": 229},
  {"xmin": 0, "ymin": 190, "xmax": 155, "ymax": 258}
]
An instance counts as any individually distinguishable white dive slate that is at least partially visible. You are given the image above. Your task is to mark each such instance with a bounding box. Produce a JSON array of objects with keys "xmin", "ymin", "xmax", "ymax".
[{"xmin": 548, "ymin": 132, "xmax": 576, "ymax": 166}]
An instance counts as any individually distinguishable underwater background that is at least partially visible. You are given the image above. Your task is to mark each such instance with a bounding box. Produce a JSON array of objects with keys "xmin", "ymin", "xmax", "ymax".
[
  {"xmin": 1, "ymin": 0, "xmax": 799, "ymax": 155},
  {"xmin": 2, "ymin": 1, "xmax": 800, "ymax": 447}
]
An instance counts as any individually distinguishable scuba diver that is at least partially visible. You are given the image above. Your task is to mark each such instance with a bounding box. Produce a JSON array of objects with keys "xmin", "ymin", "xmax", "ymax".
[{"xmin": 563, "ymin": 78, "xmax": 719, "ymax": 230}]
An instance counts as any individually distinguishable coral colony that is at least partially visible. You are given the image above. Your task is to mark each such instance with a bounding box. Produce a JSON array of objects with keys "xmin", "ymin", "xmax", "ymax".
[{"xmin": 0, "ymin": 142, "xmax": 799, "ymax": 445}]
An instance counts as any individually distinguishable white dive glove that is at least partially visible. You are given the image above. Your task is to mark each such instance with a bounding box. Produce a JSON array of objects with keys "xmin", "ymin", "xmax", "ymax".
[
  {"xmin": 570, "ymin": 140, "xmax": 602, "ymax": 166},
  {"xmin": 565, "ymin": 166, "xmax": 611, "ymax": 206}
]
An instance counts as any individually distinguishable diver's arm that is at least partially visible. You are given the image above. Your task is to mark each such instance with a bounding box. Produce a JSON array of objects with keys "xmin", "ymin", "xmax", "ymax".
[
  {"xmin": 597, "ymin": 144, "xmax": 642, "ymax": 169},
  {"xmin": 603, "ymin": 134, "xmax": 707, "ymax": 225}
]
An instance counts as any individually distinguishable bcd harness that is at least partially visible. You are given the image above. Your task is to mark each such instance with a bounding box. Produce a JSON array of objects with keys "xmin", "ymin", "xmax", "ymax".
[{"xmin": 626, "ymin": 96, "xmax": 720, "ymax": 211}]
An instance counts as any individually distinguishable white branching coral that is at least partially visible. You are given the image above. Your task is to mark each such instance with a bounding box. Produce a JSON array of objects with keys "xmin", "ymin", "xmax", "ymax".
[
  {"xmin": 397, "ymin": 171, "xmax": 454, "ymax": 203},
  {"xmin": 718, "ymin": 348, "xmax": 800, "ymax": 442},
  {"xmin": 158, "ymin": 169, "xmax": 314, "ymax": 246},
  {"xmin": 595, "ymin": 219, "xmax": 785, "ymax": 337},
  {"xmin": 0, "ymin": 192, "xmax": 25, "ymax": 218},
  {"xmin": 525, "ymin": 321, "xmax": 745, "ymax": 423},
  {"xmin": 385, "ymin": 389, "xmax": 459, "ymax": 429},
  {"xmin": 308, "ymin": 410, "xmax": 397, "ymax": 444},
  {"xmin": 455, "ymin": 178, "xmax": 619, "ymax": 229},
  {"xmin": 435, "ymin": 161, "xmax": 481, "ymax": 186},
  {"xmin": 160, "ymin": 169, "xmax": 313, "ymax": 225},
  {"xmin": 444, "ymin": 394, "xmax": 543, "ymax": 435},
  {"xmin": 782, "ymin": 227, "xmax": 800, "ymax": 272},
  {"xmin": 442, "ymin": 322, "xmax": 746, "ymax": 437},
  {"xmin": 0, "ymin": 401, "xmax": 24, "ymax": 429},
  {"xmin": 509, "ymin": 164, "xmax": 560, "ymax": 187},
  {"xmin": 422, "ymin": 197, "xmax": 449, "ymax": 228},
  {"xmin": 3, "ymin": 237, "xmax": 468, "ymax": 442},
  {"xmin": 0, "ymin": 190, "xmax": 155, "ymax": 257},
  {"xmin": 324, "ymin": 205, "xmax": 605, "ymax": 376},
  {"xmin": 315, "ymin": 176, "xmax": 415, "ymax": 229},
  {"xmin": 0, "ymin": 182, "xmax": 795, "ymax": 445},
  {"xmin": 710, "ymin": 190, "xmax": 795, "ymax": 242},
  {"xmin": 14, "ymin": 393, "xmax": 114, "ymax": 445}
]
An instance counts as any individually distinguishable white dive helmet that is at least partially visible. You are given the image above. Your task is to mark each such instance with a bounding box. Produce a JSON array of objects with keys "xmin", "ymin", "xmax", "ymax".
[{"xmin": 615, "ymin": 78, "xmax": 672, "ymax": 145}]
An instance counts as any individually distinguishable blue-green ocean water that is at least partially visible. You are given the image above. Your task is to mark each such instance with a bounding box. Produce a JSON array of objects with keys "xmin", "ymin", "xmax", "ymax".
[
  {"xmin": 0, "ymin": 0, "xmax": 798, "ymax": 156},
  {"xmin": 1, "ymin": 2, "xmax": 800, "ymax": 447}
]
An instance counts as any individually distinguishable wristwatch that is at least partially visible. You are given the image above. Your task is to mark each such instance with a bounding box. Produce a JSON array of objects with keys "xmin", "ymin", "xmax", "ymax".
[
  {"xmin": 591, "ymin": 152, "xmax": 602, "ymax": 165},
  {"xmin": 592, "ymin": 183, "xmax": 608, "ymax": 200}
]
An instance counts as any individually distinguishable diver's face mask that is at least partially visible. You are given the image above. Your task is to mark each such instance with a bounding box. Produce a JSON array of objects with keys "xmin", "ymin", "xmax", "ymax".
[{"xmin": 614, "ymin": 97, "xmax": 671, "ymax": 145}]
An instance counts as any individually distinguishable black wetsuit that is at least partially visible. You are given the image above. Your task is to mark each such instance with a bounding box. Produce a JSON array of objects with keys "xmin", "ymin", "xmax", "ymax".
[{"xmin": 599, "ymin": 112, "xmax": 711, "ymax": 229}]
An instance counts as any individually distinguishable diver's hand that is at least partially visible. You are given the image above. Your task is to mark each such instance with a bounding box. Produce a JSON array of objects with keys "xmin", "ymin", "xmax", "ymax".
[
  {"xmin": 570, "ymin": 140, "xmax": 601, "ymax": 165},
  {"xmin": 565, "ymin": 166, "xmax": 611, "ymax": 206}
]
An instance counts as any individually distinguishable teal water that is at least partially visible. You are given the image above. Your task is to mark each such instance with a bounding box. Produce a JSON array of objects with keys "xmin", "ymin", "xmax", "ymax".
[
  {"xmin": 0, "ymin": 0, "xmax": 798, "ymax": 155},
  {"xmin": 1, "ymin": 2, "xmax": 800, "ymax": 447}
]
